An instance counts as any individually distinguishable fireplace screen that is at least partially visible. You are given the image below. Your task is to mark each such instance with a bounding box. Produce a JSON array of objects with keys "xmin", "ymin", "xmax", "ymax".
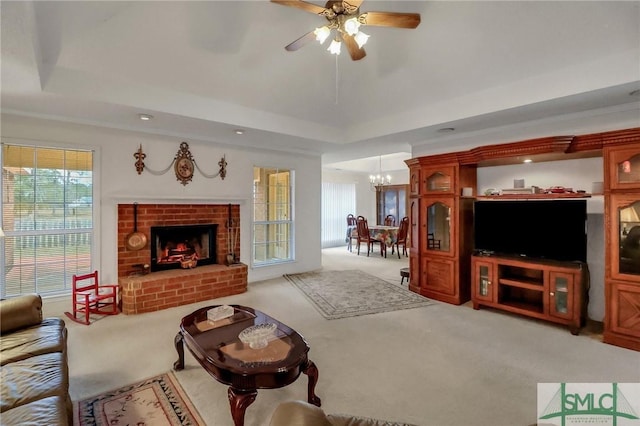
[{"xmin": 150, "ymin": 224, "xmax": 217, "ymax": 271}]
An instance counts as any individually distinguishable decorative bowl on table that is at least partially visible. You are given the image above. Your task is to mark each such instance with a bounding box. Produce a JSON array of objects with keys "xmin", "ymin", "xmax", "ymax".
[{"xmin": 239, "ymin": 323, "xmax": 277, "ymax": 349}]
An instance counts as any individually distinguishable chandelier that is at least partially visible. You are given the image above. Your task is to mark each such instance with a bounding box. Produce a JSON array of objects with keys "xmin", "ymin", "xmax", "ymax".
[
  {"xmin": 370, "ymin": 156, "xmax": 391, "ymax": 191},
  {"xmin": 314, "ymin": 15, "xmax": 370, "ymax": 56}
]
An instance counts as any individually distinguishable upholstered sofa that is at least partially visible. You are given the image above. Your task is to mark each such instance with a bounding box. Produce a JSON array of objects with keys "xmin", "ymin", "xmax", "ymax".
[
  {"xmin": 270, "ymin": 400, "xmax": 417, "ymax": 426},
  {"xmin": 0, "ymin": 294, "xmax": 72, "ymax": 425}
]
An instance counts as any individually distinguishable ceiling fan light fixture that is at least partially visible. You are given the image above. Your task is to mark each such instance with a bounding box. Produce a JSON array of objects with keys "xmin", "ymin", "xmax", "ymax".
[
  {"xmin": 314, "ymin": 26, "xmax": 331, "ymax": 44},
  {"xmin": 354, "ymin": 31, "xmax": 369, "ymax": 48},
  {"xmin": 344, "ymin": 17, "xmax": 361, "ymax": 36},
  {"xmin": 328, "ymin": 38, "xmax": 341, "ymax": 55}
]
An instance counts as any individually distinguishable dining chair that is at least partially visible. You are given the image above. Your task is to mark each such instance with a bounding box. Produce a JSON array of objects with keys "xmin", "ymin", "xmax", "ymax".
[
  {"xmin": 394, "ymin": 216, "xmax": 409, "ymax": 258},
  {"xmin": 356, "ymin": 217, "xmax": 386, "ymax": 257},
  {"xmin": 384, "ymin": 214, "xmax": 396, "ymax": 226},
  {"xmin": 64, "ymin": 270, "xmax": 119, "ymax": 325},
  {"xmin": 346, "ymin": 214, "xmax": 358, "ymax": 252}
]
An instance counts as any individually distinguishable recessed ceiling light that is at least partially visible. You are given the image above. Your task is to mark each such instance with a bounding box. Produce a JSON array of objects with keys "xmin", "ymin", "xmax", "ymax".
[
  {"xmin": 234, "ymin": 129, "xmax": 244, "ymax": 135},
  {"xmin": 138, "ymin": 114, "xmax": 153, "ymax": 121},
  {"xmin": 523, "ymin": 159, "xmax": 532, "ymax": 163},
  {"xmin": 437, "ymin": 127, "xmax": 455, "ymax": 133}
]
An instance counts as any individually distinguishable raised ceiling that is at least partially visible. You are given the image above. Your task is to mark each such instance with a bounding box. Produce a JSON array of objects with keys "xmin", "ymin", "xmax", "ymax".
[{"xmin": 2, "ymin": 1, "xmax": 639, "ymax": 171}]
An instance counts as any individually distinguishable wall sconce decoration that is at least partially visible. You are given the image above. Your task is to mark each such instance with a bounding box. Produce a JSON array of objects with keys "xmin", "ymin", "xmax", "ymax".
[
  {"xmin": 134, "ymin": 145, "xmax": 146, "ymax": 175},
  {"xmin": 133, "ymin": 142, "xmax": 227, "ymax": 186}
]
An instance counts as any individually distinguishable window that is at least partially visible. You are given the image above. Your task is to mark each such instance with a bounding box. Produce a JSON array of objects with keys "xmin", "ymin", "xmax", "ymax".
[
  {"xmin": 252, "ymin": 167, "xmax": 293, "ymax": 266},
  {"xmin": 321, "ymin": 182, "xmax": 356, "ymax": 248},
  {"xmin": 1, "ymin": 144, "xmax": 94, "ymax": 297}
]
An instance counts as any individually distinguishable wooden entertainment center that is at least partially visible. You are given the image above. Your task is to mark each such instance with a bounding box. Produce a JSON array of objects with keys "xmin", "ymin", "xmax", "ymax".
[
  {"xmin": 471, "ymin": 255, "xmax": 588, "ymax": 335},
  {"xmin": 406, "ymin": 128, "xmax": 640, "ymax": 350}
]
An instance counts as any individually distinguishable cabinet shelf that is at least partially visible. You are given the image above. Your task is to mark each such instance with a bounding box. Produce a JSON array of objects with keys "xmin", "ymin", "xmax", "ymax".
[
  {"xmin": 499, "ymin": 300, "xmax": 544, "ymax": 315},
  {"xmin": 477, "ymin": 193, "xmax": 591, "ymax": 200},
  {"xmin": 498, "ymin": 279, "xmax": 544, "ymax": 291}
]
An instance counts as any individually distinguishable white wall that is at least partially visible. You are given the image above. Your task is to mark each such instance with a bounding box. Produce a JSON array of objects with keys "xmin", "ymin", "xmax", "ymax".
[{"xmin": 1, "ymin": 114, "xmax": 322, "ymax": 285}]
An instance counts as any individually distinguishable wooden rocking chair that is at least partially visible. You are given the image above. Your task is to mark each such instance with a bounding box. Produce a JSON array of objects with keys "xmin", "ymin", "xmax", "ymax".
[{"xmin": 65, "ymin": 271, "xmax": 118, "ymax": 325}]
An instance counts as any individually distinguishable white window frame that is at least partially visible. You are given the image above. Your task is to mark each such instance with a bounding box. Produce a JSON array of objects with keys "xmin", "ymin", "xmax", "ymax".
[
  {"xmin": 252, "ymin": 166, "xmax": 294, "ymax": 267},
  {"xmin": 0, "ymin": 139, "xmax": 100, "ymax": 298}
]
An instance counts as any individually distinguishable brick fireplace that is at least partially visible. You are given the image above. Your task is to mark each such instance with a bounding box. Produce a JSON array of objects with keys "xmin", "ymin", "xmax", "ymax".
[{"xmin": 116, "ymin": 203, "xmax": 247, "ymax": 314}]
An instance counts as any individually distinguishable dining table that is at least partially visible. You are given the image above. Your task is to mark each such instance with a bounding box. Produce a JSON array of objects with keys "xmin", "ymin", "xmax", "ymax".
[{"xmin": 368, "ymin": 225, "xmax": 400, "ymax": 251}]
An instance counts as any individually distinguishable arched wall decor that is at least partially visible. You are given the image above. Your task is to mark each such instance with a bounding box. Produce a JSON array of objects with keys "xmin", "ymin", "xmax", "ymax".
[{"xmin": 133, "ymin": 142, "xmax": 227, "ymax": 186}]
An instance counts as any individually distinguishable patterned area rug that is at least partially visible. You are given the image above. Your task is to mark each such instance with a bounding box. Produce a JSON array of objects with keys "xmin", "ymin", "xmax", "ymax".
[
  {"xmin": 77, "ymin": 372, "xmax": 205, "ymax": 426},
  {"xmin": 284, "ymin": 270, "xmax": 434, "ymax": 319}
]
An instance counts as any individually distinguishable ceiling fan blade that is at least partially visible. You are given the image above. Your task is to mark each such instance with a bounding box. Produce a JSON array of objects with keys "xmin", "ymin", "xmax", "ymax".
[
  {"xmin": 271, "ymin": 0, "xmax": 330, "ymax": 16},
  {"xmin": 360, "ymin": 11, "xmax": 421, "ymax": 29},
  {"xmin": 342, "ymin": 0, "xmax": 363, "ymax": 14},
  {"xmin": 285, "ymin": 30, "xmax": 317, "ymax": 52},
  {"xmin": 342, "ymin": 34, "xmax": 366, "ymax": 61}
]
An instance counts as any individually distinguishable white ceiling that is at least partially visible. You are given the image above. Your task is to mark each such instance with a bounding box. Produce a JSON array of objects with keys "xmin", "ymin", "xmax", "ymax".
[{"xmin": 2, "ymin": 1, "xmax": 639, "ymax": 172}]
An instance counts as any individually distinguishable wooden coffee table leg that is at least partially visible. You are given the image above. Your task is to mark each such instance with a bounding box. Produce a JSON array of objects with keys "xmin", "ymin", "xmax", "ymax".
[
  {"xmin": 173, "ymin": 332, "xmax": 185, "ymax": 371},
  {"xmin": 302, "ymin": 360, "xmax": 321, "ymax": 406},
  {"xmin": 228, "ymin": 387, "xmax": 257, "ymax": 426}
]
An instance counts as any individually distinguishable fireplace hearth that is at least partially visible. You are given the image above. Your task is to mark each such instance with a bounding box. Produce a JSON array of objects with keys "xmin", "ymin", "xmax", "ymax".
[{"xmin": 150, "ymin": 224, "xmax": 217, "ymax": 272}]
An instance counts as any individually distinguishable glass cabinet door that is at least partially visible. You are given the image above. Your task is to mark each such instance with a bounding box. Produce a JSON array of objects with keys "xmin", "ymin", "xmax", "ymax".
[
  {"xmin": 422, "ymin": 166, "xmax": 455, "ymax": 194},
  {"xmin": 479, "ymin": 265, "xmax": 491, "ymax": 296},
  {"xmin": 618, "ymin": 200, "xmax": 640, "ymax": 276},
  {"xmin": 409, "ymin": 167, "xmax": 420, "ymax": 196},
  {"xmin": 473, "ymin": 259, "xmax": 494, "ymax": 303},
  {"xmin": 410, "ymin": 199, "xmax": 419, "ymax": 251},
  {"xmin": 617, "ymin": 153, "xmax": 640, "ymax": 185},
  {"xmin": 608, "ymin": 147, "xmax": 640, "ymax": 190},
  {"xmin": 425, "ymin": 200, "xmax": 451, "ymax": 253},
  {"xmin": 549, "ymin": 272, "xmax": 573, "ymax": 320}
]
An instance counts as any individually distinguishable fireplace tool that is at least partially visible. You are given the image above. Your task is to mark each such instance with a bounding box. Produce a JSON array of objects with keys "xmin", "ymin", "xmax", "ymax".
[{"xmin": 226, "ymin": 218, "xmax": 239, "ymax": 265}]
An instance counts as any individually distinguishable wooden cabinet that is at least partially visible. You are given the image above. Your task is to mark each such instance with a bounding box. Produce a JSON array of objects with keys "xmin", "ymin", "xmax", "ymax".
[
  {"xmin": 604, "ymin": 143, "xmax": 640, "ymax": 351},
  {"xmin": 472, "ymin": 255, "xmax": 587, "ymax": 335},
  {"xmin": 375, "ymin": 184, "xmax": 408, "ymax": 225},
  {"xmin": 404, "ymin": 127, "xmax": 640, "ymax": 350},
  {"xmin": 405, "ymin": 158, "xmax": 476, "ymax": 305}
]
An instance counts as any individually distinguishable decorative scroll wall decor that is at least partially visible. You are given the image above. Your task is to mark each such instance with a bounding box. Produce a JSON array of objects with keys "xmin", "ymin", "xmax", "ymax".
[{"xmin": 134, "ymin": 142, "xmax": 227, "ymax": 186}]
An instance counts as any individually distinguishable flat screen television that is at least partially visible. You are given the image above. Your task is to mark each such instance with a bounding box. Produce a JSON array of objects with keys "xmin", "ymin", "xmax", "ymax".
[{"xmin": 473, "ymin": 199, "xmax": 587, "ymax": 263}]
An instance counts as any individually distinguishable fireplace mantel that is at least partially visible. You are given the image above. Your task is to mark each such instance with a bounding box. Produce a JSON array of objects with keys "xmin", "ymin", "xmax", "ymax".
[{"xmin": 110, "ymin": 196, "xmax": 247, "ymax": 205}]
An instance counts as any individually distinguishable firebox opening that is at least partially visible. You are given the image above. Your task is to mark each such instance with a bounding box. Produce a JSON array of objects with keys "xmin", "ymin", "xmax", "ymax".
[{"xmin": 150, "ymin": 224, "xmax": 217, "ymax": 272}]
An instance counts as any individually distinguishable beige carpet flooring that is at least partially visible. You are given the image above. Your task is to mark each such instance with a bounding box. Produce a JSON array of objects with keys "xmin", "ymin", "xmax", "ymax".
[{"xmin": 43, "ymin": 247, "xmax": 640, "ymax": 426}]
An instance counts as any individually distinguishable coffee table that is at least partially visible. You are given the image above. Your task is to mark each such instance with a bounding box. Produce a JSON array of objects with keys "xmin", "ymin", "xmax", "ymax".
[{"xmin": 173, "ymin": 305, "xmax": 321, "ymax": 426}]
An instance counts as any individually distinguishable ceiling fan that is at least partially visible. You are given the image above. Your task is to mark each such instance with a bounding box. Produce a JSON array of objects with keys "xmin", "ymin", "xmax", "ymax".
[{"xmin": 272, "ymin": 0, "xmax": 421, "ymax": 61}]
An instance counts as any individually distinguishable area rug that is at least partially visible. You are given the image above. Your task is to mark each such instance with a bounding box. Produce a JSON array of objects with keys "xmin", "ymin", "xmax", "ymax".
[
  {"xmin": 284, "ymin": 270, "xmax": 434, "ymax": 319},
  {"xmin": 77, "ymin": 372, "xmax": 205, "ymax": 426}
]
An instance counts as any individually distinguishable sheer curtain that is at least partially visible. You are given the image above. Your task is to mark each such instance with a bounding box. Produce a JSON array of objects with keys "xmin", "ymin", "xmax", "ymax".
[{"xmin": 321, "ymin": 182, "xmax": 356, "ymax": 248}]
